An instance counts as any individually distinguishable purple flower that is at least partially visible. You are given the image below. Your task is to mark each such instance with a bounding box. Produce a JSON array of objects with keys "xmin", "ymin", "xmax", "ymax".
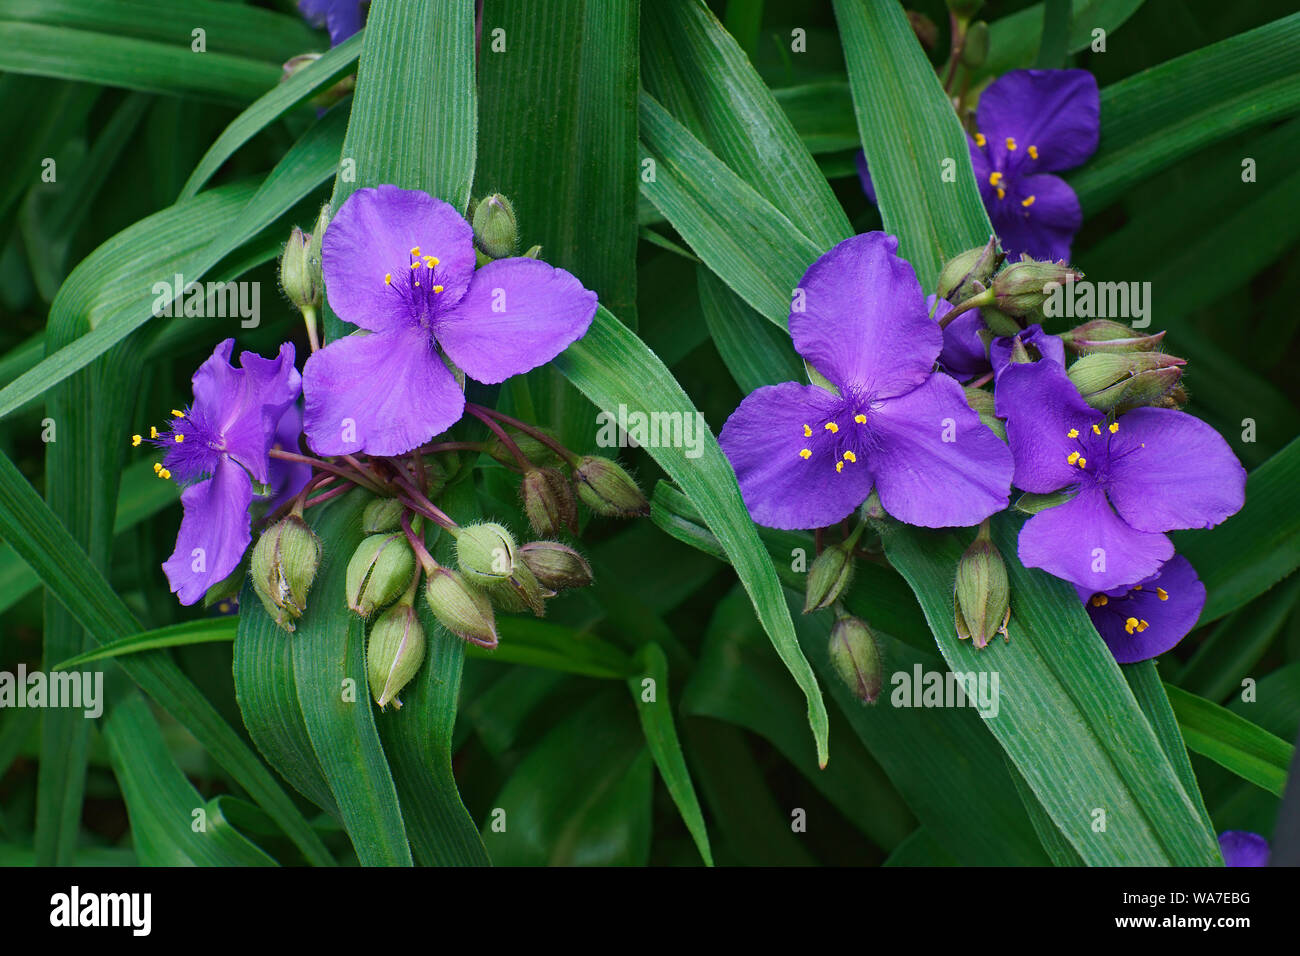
[
  {"xmin": 298, "ymin": 0, "xmax": 368, "ymax": 46},
  {"xmin": 303, "ymin": 186, "xmax": 597, "ymax": 457},
  {"xmin": 933, "ymin": 295, "xmax": 1064, "ymax": 383},
  {"xmin": 152, "ymin": 340, "xmax": 301, "ymax": 605},
  {"xmin": 266, "ymin": 403, "xmax": 312, "ymax": 513},
  {"xmin": 996, "ymin": 360, "xmax": 1245, "ymax": 591},
  {"xmin": 968, "ymin": 69, "xmax": 1099, "ymax": 262},
  {"xmin": 1219, "ymin": 831, "xmax": 1270, "ymax": 867},
  {"xmin": 718, "ymin": 233, "xmax": 1013, "ymax": 531},
  {"xmin": 856, "ymin": 70, "xmax": 1098, "ymax": 262},
  {"xmin": 1076, "ymin": 555, "xmax": 1205, "ymax": 663}
]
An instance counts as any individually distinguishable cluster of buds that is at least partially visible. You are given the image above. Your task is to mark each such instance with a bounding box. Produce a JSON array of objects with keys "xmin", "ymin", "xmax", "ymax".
[{"xmin": 1060, "ymin": 319, "xmax": 1186, "ymax": 413}]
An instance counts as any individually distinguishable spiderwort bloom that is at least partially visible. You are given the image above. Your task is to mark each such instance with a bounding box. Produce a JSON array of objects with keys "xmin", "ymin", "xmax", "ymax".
[
  {"xmin": 1219, "ymin": 831, "xmax": 1270, "ymax": 867},
  {"xmin": 303, "ymin": 186, "xmax": 597, "ymax": 457},
  {"xmin": 996, "ymin": 360, "xmax": 1245, "ymax": 591},
  {"xmin": 1076, "ymin": 555, "xmax": 1205, "ymax": 663},
  {"xmin": 298, "ymin": 0, "xmax": 368, "ymax": 46},
  {"xmin": 718, "ymin": 233, "xmax": 1013, "ymax": 530},
  {"xmin": 933, "ymin": 295, "xmax": 1064, "ymax": 383},
  {"xmin": 142, "ymin": 340, "xmax": 301, "ymax": 605},
  {"xmin": 968, "ymin": 69, "xmax": 1099, "ymax": 262}
]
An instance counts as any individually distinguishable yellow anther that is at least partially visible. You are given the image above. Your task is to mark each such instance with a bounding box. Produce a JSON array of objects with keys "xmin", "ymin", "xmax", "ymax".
[
  {"xmin": 799, "ymin": 448, "xmax": 812, "ymax": 460},
  {"xmin": 1156, "ymin": 587, "xmax": 1169, "ymax": 601},
  {"xmin": 1077, "ymin": 457, "xmax": 1087, "ymax": 469},
  {"xmin": 1067, "ymin": 428, "xmax": 1079, "ymax": 439},
  {"xmin": 174, "ymin": 434, "xmax": 184, "ymax": 443},
  {"xmin": 1124, "ymin": 616, "xmax": 1139, "ymax": 634},
  {"xmin": 1028, "ymin": 145, "xmax": 1039, "ymax": 160},
  {"xmin": 153, "ymin": 462, "xmax": 162, "ymax": 473},
  {"xmin": 1133, "ymin": 585, "xmax": 1143, "ymax": 591},
  {"xmin": 150, "ymin": 426, "xmax": 158, "ymax": 439},
  {"xmin": 131, "ymin": 434, "xmax": 142, "ymax": 447},
  {"xmin": 384, "ymin": 273, "xmax": 392, "ymax": 285},
  {"xmin": 1021, "ymin": 195, "xmax": 1036, "ymax": 207},
  {"xmin": 1005, "ymin": 137, "xmax": 1017, "ymax": 151},
  {"xmin": 843, "ymin": 451, "xmax": 856, "ymax": 463},
  {"xmin": 824, "ymin": 422, "xmax": 839, "ymax": 434},
  {"xmin": 1067, "ymin": 452, "xmax": 1080, "ymax": 465},
  {"xmin": 996, "ymin": 188, "xmax": 1006, "ymax": 200},
  {"xmin": 1092, "ymin": 424, "xmax": 1102, "ymax": 435},
  {"xmin": 1136, "ymin": 619, "xmax": 1149, "ymax": 632},
  {"xmin": 414, "ymin": 280, "xmax": 420, "ymax": 287},
  {"xmin": 1090, "ymin": 594, "xmax": 1108, "ymax": 607},
  {"xmin": 411, "ymin": 261, "xmax": 421, "ymax": 269},
  {"xmin": 423, "ymin": 255, "xmax": 440, "ymax": 267},
  {"xmin": 1109, "ymin": 422, "xmax": 1119, "ymax": 434},
  {"xmin": 432, "ymin": 285, "xmax": 444, "ymax": 293},
  {"xmin": 974, "ymin": 132, "xmax": 986, "ymax": 147},
  {"xmin": 171, "ymin": 409, "xmax": 184, "ymax": 418},
  {"xmin": 410, "ymin": 246, "xmax": 420, "ymax": 257},
  {"xmin": 989, "ymin": 171, "xmax": 1003, "ymax": 186},
  {"xmin": 835, "ymin": 461, "xmax": 844, "ymax": 473},
  {"xmin": 159, "ymin": 468, "xmax": 171, "ymax": 480},
  {"xmin": 854, "ymin": 413, "xmax": 867, "ymax": 424},
  {"xmin": 803, "ymin": 424, "xmax": 812, "ymax": 438}
]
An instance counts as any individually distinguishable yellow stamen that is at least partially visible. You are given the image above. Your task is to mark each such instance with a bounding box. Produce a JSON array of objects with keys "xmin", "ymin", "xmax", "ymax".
[
  {"xmin": 1108, "ymin": 422, "xmax": 1119, "ymax": 434},
  {"xmin": 996, "ymin": 187, "xmax": 1006, "ymax": 200},
  {"xmin": 974, "ymin": 132, "xmax": 986, "ymax": 147},
  {"xmin": 1067, "ymin": 428, "xmax": 1078, "ymax": 439},
  {"xmin": 384, "ymin": 273, "xmax": 392, "ymax": 285},
  {"xmin": 1156, "ymin": 587, "xmax": 1169, "ymax": 601},
  {"xmin": 799, "ymin": 448, "xmax": 812, "ymax": 460},
  {"xmin": 152, "ymin": 463, "xmax": 162, "ymax": 474},
  {"xmin": 159, "ymin": 468, "xmax": 171, "ymax": 480},
  {"xmin": 1028, "ymin": 145, "xmax": 1039, "ymax": 160},
  {"xmin": 854, "ymin": 413, "xmax": 867, "ymax": 424},
  {"xmin": 171, "ymin": 409, "xmax": 184, "ymax": 418},
  {"xmin": 410, "ymin": 246, "xmax": 420, "ymax": 257},
  {"xmin": 1005, "ymin": 137, "xmax": 1017, "ymax": 151},
  {"xmin": 174, "ymin": 434, "xmax": 184, "ymax": 443},
  {"xmin": 843, "ymin": 451, "xmax": 856, "ymax": 463},
  {"xmin": 835, "ymin": 461, "xmax": 844, "ymax": 473},
  {"xmin": 1124, "ymin": 616, "xmax": 1139, "ymax": 635},
  {"xmin": 989, "ymin": 171, "xmax": 1003, "ymax": 187},
  {"xmin": 1090, "ymin": 594, "xmax": 1108, "ymax": 607},
  {"xmin": 803, "ymin": 424, "xmax": 812, "ymax": 438},
  {"xmin": 1021, "ymin": 195, "xmax": 1036, "ymax": 207},
  {"xmin": 432, "ymin": 285, "xmax": 444, "ymax": 293},
  {"xmin": 1067, "ymin": 452, "xmax": 1080, "ymax": 465},
  {"xmin": 131, "ymin": 434, "xmax": 142, "ymax": 447},
  {"xmin": 1092, "ymin": 424, "xmax": 1102, "ymax": 435},
  {"xmin": 1133, "ymin": 585, "xmax": 1143, "ymax": 591},
  {"xmin": 824, "ymin": 422, "xmax": 839, "ymax": 434},
  {"xmin": 1077, "ymin": 457, "xmax": 1087, "ymax": 469},
  {"xmin": 150, "ymin": 426, "xmax": 158, "ymax": 439},
  {"xmin": 1136, "ymin": 619, "xmax": 1149, "ymax": 632},
  {"xmin": 411, "ymin": 262, "xmax": 421, "ymax": 270}
]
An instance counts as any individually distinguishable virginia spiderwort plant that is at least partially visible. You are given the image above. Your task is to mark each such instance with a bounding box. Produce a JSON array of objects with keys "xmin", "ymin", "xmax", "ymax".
[
  {"xmin": 719, "ymin": 232, "xmax": 1013, "ymax": 531},
  {"xmin": 1076, "ymin": 555, "xmax": 1206, "ymax": 663},
  {"xmin": 996, "ymin": 359, "xmax": 1245, "ymax": 591},
  {"xmin": 303, "ymin": 185, "xmax": 597, "ymax": 457},
  {"xmin": 134, "ymin": 339, "xmax": 302, "ymax": 605},
  {"xmin": 933, "ymin": 295, "xmax": 1065, "ymax": 383}
]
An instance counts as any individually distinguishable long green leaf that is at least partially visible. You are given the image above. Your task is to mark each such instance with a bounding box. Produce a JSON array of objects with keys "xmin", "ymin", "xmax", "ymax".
[
  {"xmin": 1166, "ymin": 684, "xmax": 1294, "ymax": 797},
  {"xmin": 51, "ymin": 618, "xmax": 237, "ymax": 671}
]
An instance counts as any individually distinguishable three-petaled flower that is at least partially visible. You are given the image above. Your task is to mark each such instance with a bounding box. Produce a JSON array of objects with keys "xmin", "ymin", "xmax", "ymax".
[
  {"xmin": 996, "ymin": 359, "xmax": 1245, "ymax": 591},
  {"xmin": 145, "ymin": 339, "xmax": 302, "ymax": 605},
  {"xmin": 302, "ymin": 185, "xmax": 597, "ymax": 457},
  {"xmin": 1076, "ymin": 555, "xmax": 1205, "ymax": 663},
  {"xmin": 718, "ymin": 232, "xmax": 1013, "ymax": 531}
]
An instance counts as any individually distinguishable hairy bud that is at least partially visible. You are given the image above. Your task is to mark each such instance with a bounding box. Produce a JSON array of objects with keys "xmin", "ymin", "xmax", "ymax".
[
  {"xmin": 953, "ymin": 525, "xmax": 1010, "ymax": 649},
  {"xmin": 829, "ymin": 614, "xmax": 883, "ymax": 704},
  {"xmin": 346, "ymin": 532, "xmax": 416, "ymax": 617},
  {"xmin": 572, "ymin": 456, "xmax": 649, "ymax": 518},
  {"xmin": 250, "ymin": 515, "xmax": 321, "ymax": 632},
  {"xmin": 425, "ymin": 567, "xmax": 498, "ymax": 647},
  {"xmin": 518, "ymin": 540, "xmax": 593, "ymax": 591},
  {"xmin": 366, "ymin": 604, "xmax": 426, "ymax": 709}
]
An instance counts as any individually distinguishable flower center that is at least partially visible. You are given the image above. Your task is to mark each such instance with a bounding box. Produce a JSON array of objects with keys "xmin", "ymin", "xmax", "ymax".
[
  {"xmin": 1087, "ymin": 582, "xmax": 1170, "ymax": 635},
  {"xmin": 797, "ymin": 398, "xmax": 874, "ymax": 474},
  {"xmin": 383, "ymin": 244, "xmax": 447, "ymax": 327},
  {"xmin": 1062, "ymin": 419, "xmax": 1120, "ymax": 477},
  {"xmin": 973, "ymin": 131, "xmax": 1040, "ymax": 207},
  {"xmin": 135, "ymin": 406, "xmax": 226, "ymax": 484}
]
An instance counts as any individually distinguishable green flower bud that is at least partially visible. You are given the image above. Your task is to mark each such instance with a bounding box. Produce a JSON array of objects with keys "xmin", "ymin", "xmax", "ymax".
[
  {"xmin": 1060, "ymin": 319, "xmax": 1167, "ymax": 355},
  {"xmin": 521, "ymin": 467, "xmax": 578, "ymax": 537},
  {"xmin": 346, "ymin": 532, "xmax": 416, "ymax": 617},
  {"xmin": 279, "ymin": 226, "xmax": 320, "ymax": 311},
  {"xmin": 425, "ymin": 567, "xmax": 498, "ymax": 647},
  {"xmin": 828, "ymin": 614, "xmax": 883, "ymax": 704},
  {"xmin": 960, "ymin": 20, "xmax": 990, "ymax": 68},
  {"xmin": 204, "ymin": 554, "xmax": 249, "ymax": 609},
  {"xmin": 488, "ymin": 560, "xmax": 551, "ymax": 617},
  {"xmin": 953, "ymin": 524, "xmax": 1010, "ymax": 649},
  {"xmin": 251, "ymin": 515, "xmax": 322, "ymax": 632},
  {"xmin": 456, "ymin": 522, "xmax": 518, "ymax": 587},
  {"xmin": 937, "ymin": 236, "xmax": 1002, "ymax": 304},
  {"xmin": 990, "ymin": 257, "xmax": 1084, "ymax": 319},
  {"xmin": 471, "ymin": 194, "xmax": 519, "ymax": 259},
  {"xmin": 518, "ymin": 540, "xmax": 593, "ymax": 591},
  {"xmin": 366, "ymin": 604, "xmax": 426, "ymax": 710},
  {"xmin": 572, "ymin": 456, "xmax": 649, "ymax": 518},
  {"xmin": 523, "ymin": 243, "xmax": 543, "ymax": 259},
  {"xmin": 362, "ymin": 498, "xmax": 405, "ymax": 534},
  {"xmin": 1067, "ymin": 352, "xmax": 1185, "ymax": 413},
  {"xmin": 804, "ymin": 542, "xmax": 855, "ymax": 613}
]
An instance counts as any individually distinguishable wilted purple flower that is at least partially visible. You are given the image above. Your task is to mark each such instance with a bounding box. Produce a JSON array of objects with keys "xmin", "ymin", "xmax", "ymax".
[
  {"xmin": 150, "ymin": 340, "xmax": 301, "ymax": 605},
  {"xmin": 968, "ymin": 69, "xmax": 1099, "ymax": 262},
  {"xmin": 1219, "ymin": 831, "xmax": 1270, "ymax": 867},
  {"xmin": 1076, "ymin": 555, "xmax": 1205, "ymax": 663},
  {"xmin": 996, "ymin": 360, "xmax": 1245, "ymax": 591},
  {"xmin": 298, "ymin": 0, "xmax": 368, "ymax": 46},
  {"xmin": 933, "ymin": 295, "xmax": 1064, "ymax": 383},
  {"xmin": 856, "ymin": 70, "xmax": 1098, "ymax": 262},
  {"xmin": 718, "ymin": 233, "xmax": 1013, "ymax": 531},
  {"xmin": 303, "ymin": 186, "xmax": 597, "ymax": 457}
]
